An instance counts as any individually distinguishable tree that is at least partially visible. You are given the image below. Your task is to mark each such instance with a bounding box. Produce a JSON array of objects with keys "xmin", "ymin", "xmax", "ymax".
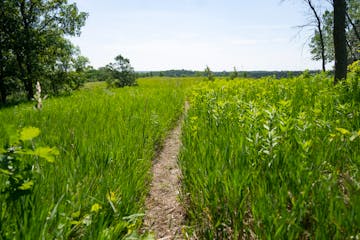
[
  {"xmin": 0, "ymin": 0, "xmax": 88, "ymax": 103},
  {"xmin": 345, "ymin": 0, "xmax": 360, "ymax": 63},
  {"xmin": 229, "ymin": 66, "xmax": 238, "ymax": 80},
  {"xmin": 106, "ymin": 55, "xmax": 137, "ymax": 88},
  {"xmin": 308, "ymin": 0, "xmax": 359, "ymax": 78},
  {"xmin": 204, "ymin": 66, "xmax": 214, "ymax": 81},
  {"xmin": 346, "ymin": 0, "xmax": 360, "ymax": 41},
  {"xmin": 333, "ymin": 0, "xmax": 348, "ymax": 83},
  {"xmin": 0, "ymin": 0, "xmax": 7, "ymax": 103},
  {"xmin": 0, "ymin": 0, "xmax": 20, "ymax": 104},
  {"xmin": 283, "ymin": 0, "xmax": 330, "ymax": 71},
  {"xmin": 65, "ymin": 54, "xmax": 90, "ymax": 90}
]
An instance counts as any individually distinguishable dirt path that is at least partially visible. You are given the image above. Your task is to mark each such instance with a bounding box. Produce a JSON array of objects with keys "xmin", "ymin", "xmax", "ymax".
[{"xmin": 141, "ymin": 103, "xmax": 188, "ymax": 239}]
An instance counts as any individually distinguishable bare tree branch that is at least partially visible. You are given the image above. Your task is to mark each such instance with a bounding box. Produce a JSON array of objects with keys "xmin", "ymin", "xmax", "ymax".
[
  {"xmin": 305, "ymin": 0, "xmax": 327, "ymax": 71},
  {"xmin": 346, "ymin": 11, "xmax": 360, "ymax": 41}
]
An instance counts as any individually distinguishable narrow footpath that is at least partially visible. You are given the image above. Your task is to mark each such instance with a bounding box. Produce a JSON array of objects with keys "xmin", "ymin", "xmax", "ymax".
[{"xmin": 142, "ymin": 103, "xmax": 189, "ymax": 239}]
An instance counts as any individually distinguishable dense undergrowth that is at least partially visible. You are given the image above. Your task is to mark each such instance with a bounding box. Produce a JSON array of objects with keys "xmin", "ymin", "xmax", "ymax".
[{"xmin": 180, "ymin": 71, "xmax": 360, "ymax": 239}]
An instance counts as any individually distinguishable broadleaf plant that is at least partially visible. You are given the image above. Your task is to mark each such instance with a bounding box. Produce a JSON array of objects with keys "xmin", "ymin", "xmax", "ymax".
[{"xmin": 0, "ymin": 126, "xmax": 58, "ymax": 201}]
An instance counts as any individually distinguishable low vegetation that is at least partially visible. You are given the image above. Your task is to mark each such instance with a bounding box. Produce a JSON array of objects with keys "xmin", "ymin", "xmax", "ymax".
[
  {"xmin": 0, "ymin": 77, "xmax": 196, "ymax": 239},
  {"xmin": 1, "ymin": 68, "xmax": 359, "ymax": 238},
  {"xmin": 180, "ymin": 69, "xmax": 360, "ymax": 238}
]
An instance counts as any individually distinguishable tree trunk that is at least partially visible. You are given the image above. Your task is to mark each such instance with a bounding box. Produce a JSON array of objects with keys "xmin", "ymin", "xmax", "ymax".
[
  {"xmin": 0, "ymin": 50, "xmax": 6, "ymax": 104},
  {"xmin": 0, "ymin": 1, "xmax": 6, "ymax": 104},
  {"xmin": 0, "ymin": 74, "xmax": 6, "ymax": 104},
  {"xmin": 24, "ymin": 76, "xmax": 34, "ymax": 100},
  {"xmin": 24, "ymin": 55, "xmax": 34, "ymax": 100},
  {"xmin": 319, "ymin": 27, "xmax": 326, "ymax": 72},
  {"xmin": 333, "ymin": 0, "xmax": 347, "ymax": 84},
  {"xmin": 19, "ymin": 0, "xmax": 34, "ymax": 100},
  {"xmin": 307, "ymin": 0, "xmax": 326, "ymax": 72},
  {"xmin": 17, "ymin": 59, "xmax": 34, "ymax": 101},
  {"xmin": 15, "ymin": 53, "xmax": 30, "ymax": 100}
]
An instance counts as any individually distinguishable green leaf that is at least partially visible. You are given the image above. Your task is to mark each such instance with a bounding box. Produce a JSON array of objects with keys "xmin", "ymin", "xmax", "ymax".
[
  {"xmin": 20, "ymin": 127, "xmax": 40, "ymax": 141},
  {"xmin": 18, "ymin": 180, "xmax": 34, "ymax": 190},
  {"xmin": 0, "ymin": 168, "xmax": 12, "ymax": 175},
  {"xmin": 19, "ymin": 147, "xmax": 59, "ymax": 162},
  {"xmin": 34, "ymin": 147, "xmax": 59, "ymax": 163},
  {"xmin": 70, "ymin": 220, "xmax": 82, "ymax": 225},
  {"xmin": 71, "ymin": 211, "xmax": 81, "ymax": 219},
  {"xmin": 336, "ymin": 127, "xmax": 350, "ymax": 135},
  {"xmin": 91, "ymin": 203, "xmax": 102, "ymax": 213}
]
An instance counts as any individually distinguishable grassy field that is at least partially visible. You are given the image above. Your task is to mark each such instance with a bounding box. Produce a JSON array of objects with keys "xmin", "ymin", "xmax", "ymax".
[
  {"xmin": 0, "ymin": 77, "xmax": 197, "ymax": 239},
  {"xmin": 180, "ymin": 73, "xmax": 360, "ymax": 239},
  {"xmin": 1, "ymin": 73, "xmax": 360, "ymax": 239}
]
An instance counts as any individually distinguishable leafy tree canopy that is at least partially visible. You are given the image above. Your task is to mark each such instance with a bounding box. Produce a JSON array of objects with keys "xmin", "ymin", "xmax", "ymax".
[
  {"xmin": 105, "ymin": 55, "xmax": 137, "ymax": 88},
  {"xmin": 309, "ymin": 0, "xmax": 359, "ymax": 66},
  {"xmin": 0, "ymin": 0, "xmax": 88, "ymax": 105}
]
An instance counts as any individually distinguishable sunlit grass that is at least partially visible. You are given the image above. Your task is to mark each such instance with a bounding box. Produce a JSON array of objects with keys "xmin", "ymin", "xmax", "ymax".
[
  {"xmin": 180, "ymin": 74, "xmax": 360, "ymax": 239},
  {"xmin": 0, "ymin": 77, "xmax": 197, "ymax": 239},
  {"xmin": 2, "ymin": 74, "xmax": 359, "ymax": 239}
]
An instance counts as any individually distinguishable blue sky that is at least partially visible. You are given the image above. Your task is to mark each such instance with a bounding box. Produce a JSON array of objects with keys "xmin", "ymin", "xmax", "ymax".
[{"xmin": 70, "ymin": 0, "xmax": 330, "ymax": 71}]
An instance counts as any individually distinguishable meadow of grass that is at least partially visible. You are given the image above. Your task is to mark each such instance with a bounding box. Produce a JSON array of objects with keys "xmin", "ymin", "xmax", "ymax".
[
  {"xmin": 180, "ymin": 73, "xmax": 360, "ymax": 239},
  {"xmin": 0, "ymin": 77, "xmax": 197, "ymax": 239},
  {"xmin": 1, "ymin": 72, "xmax": 359, "ymax": 239}
]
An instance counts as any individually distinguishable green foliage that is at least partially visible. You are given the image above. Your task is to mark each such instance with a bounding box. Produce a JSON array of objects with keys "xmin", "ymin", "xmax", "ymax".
[
  {"xmin": 135, "ymin": 69, "xmax": 319, "ymax": 79},
  {"xmin": 204, "ymin": 66, "xmax": 215, "ymax": 81},
  {"xmin": 229, "ymin": 66, "xmax": 238, "ymax": 80},
  {"xmin": 66, "ymin": 55, "xmax": 91, "ymax": 90},
  {"xmin": 309, "ymin": 10, "xmax": 334, "ymax": 64},
  {"xmin": 106, "ymin": 55, "xmax": 137, "ymax": 88},
  {"xmin": 309, "ymin": 0, "xmax": 360, "ymax": 65},
  {"xmin": 339, "ymin": 60, "xmax": 360, "ymax": 101},
  {"xmin": 0, "ymin": 126, "xmax": 58, "ymax": 202},
  {"xmin": 82, "ymin": 67, "xmax": 113, "ymax": 83},
  {"xmin": 348, "ymin": 60, "xmax": 360, "ymax": 75},
  {"xmin": 180, "ymin": 75, "xmax": 360, "ymax": 238},
  {"xmin": 0, "ymin": 0, "xmax": 88, "ymax": 104}
]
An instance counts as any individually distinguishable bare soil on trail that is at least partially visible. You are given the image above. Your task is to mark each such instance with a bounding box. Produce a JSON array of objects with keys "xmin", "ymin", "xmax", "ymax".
[{"xmin": 141, "ymin": 104, "xmax": 189, "ymax": 239}]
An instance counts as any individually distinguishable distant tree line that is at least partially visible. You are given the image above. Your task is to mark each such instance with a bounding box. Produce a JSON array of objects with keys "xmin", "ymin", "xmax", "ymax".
[
  {"xmin": 0, "ymin": 0, "xmax": 88, "ymax": 105},
  {"xmin": 135, "ymin": 69, "xmax": 320, "ymax": 79}
]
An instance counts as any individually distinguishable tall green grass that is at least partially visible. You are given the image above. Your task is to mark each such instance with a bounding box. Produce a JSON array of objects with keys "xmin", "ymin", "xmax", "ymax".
[
  {"xmin": 0, "ymin": 77, "xmax": 197, "ymax": 239},
  {"xmin": 180, "ymin": 74, "xmax": 360, "ymax": 239}
]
